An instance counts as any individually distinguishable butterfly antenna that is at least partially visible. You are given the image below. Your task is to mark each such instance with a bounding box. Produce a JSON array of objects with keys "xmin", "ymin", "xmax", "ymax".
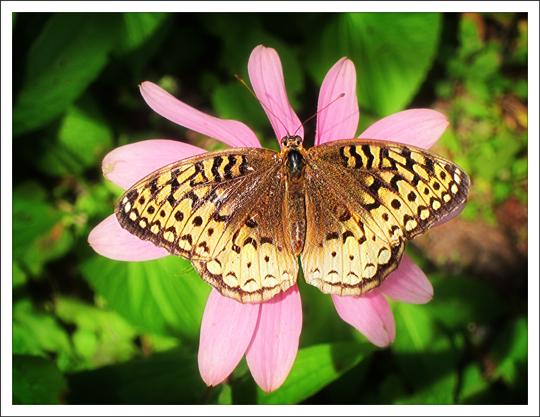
[
  {"xmin": 236, "ymin": 75, "xmax": 345, "ymax": 138},
  {"xmin": 235, "ymin": 74, "xmax": 291, "ymax": 136},
  {"xmin": 292, "ymin": 93, "xmax": 345, "ymax": 136}
]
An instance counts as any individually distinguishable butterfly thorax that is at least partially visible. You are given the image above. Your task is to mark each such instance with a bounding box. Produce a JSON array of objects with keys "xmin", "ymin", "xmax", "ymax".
[{"xmin": 280, "ymin": 135, "xmax": 308, "ymax": 255}]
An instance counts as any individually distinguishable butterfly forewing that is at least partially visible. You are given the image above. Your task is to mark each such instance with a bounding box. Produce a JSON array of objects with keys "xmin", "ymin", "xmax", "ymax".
[
  {"xmin": 307, "ymin": 139, "xmax": 470, "ymax": 237},
  {"xmin": 116, "ymin": 147, "xmax": 278, "ymax": 261}
]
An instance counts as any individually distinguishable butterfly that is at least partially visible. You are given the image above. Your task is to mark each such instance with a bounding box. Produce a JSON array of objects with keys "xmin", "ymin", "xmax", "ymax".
[{"xmin": 115, "ymin": 135, "xmax": 470, "ymax": 303}]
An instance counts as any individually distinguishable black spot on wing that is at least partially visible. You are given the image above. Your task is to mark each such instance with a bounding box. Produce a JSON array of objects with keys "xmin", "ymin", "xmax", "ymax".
[{"xmin": 326, "ymin": 232, "xmax": 339, "ymax": 241}]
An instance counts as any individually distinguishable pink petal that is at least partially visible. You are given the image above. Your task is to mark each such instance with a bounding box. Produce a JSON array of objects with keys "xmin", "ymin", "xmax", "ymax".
[
  {"xmin": 315, "ymin": 58, "xmax": 359, "ymax": 145},
  {"xmin": 378, "ymin": 254, "xmax": 433, "ymax": 304},
  {"xmin": 140, "ymin": 82, "xmax": 261, "ymax": 148},
  {"xmin": 198, "ymin": 289, "xmax": 260, "ymax": 387},
  {"xmin": 103, "ymin": 139, "xmax": 206, "ymax": 190},
  {"xmin": 245, "ymin": 285, "xmax": 302, "ymax": 393},
  {"xmin": 248, "ymin": 45, "xmax": 302, "ymax": 144},
  {"xmin": 359, "ymin": 109, "xmax": 449, "ymax": 149},
  {"xmin": 332, "ymin": 291, "xmax": 395, "ymax": 348},
  {"xmin": 88, "ymin": 214, "xmax": 169, "ymax": 261}
]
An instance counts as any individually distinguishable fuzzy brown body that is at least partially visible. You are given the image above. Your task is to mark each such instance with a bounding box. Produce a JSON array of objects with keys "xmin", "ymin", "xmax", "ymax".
[
  {"xmin": 282, "ymin": 136, "xmax": 308, "ymax": 255},
  {"xmin": 116, "ymin": 136, "xmax": 470, "ymax": 303}
]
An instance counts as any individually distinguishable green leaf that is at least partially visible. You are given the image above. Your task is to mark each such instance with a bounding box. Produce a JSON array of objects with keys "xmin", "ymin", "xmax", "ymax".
[
  {"xmin": 378, "ymin": 374, "xmax": 408, "ymax": 404},
  {"xmin": 36, "ymin": 97, "xmax": 114, "ymax": 177},
  {"xmin": 512, "ymin": 157, "xmax": 528, "ymax": 179},
  {"xmin": 55, "ymin": 297, "xmax": 139, "ymax": 370},
  {"xmin": 212, "ymin": 83, "xmax": 270, "ymax": 141},
  {"xmin": 200, "ymin": 13, "xmax": 305, "ymax": 109},
  {"xmin": 13, "ymin": 355, "xmax": 67, "ymax": 405},
  {"xmin": 13, "ymin": 261, "xmax": 27, "ymax": 288},
  {"xmin": 115, "ymin": 13, "xmax": 172, "ymax": 78},
  {"xmin": 12, "ymin": 183, "xmax": 73, "ymax": 275},
  {"xmin": 468, "ymin": 47, "xmax": 501, "ymax": 82},
  {"xmin": 231, "ymin": 342, "xmax": 375, "ymax": 404},
  {"xmin": 12, "ymin": 192, "xmax": 64, "ymax": 259},
  {"xmin": 13, "ymin": 299, "xmax": 74, "ymax": 365},
  {"xmin": 13, "ymin": 13, "xmax": 120, "ymax": 136},
  {"xmin": 296, "ymin": 274, "xmax": 358, "ymax": 346},
  {"xmin": 217, "ymin": 384, "xmax": 233, "ymax": 405},
  {"xmin": 118, "ymin": 13, "xmax": 169, "ymax": 53},
  {"xmin": 66, "ymin": 347, "xmax": 206, "ymax": 404},
  {"xmin": 394, "ymin": 372, "xmax": 457, "ymax": 405},
  {"xmin": 458, "ymin": 14, "xmax": 485, "ymax": 58},
  {"xmin": 458, "ymin": 363, "xmax": 490, "ymax": 404},
  {"xmin": 490, "ymin": 317, "xmax": 528, "ymax": 389},
  {"xmin": 311, "ymin": 13, "xmax": 441, "ymax": 117},
  {"xmin": 392, "ymin": 303, "xmax": 460, "ymax": 404},
  {"xmin": 424, "ymin": 275, "xmax": 507, "ymax": 328},
  {"xmin": 80, "ymin": 255, "xmax": 210, "ymax": 340}
]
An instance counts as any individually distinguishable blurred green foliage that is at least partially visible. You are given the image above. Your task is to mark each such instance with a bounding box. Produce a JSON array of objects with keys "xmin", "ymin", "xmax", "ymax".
[{"xmin": 12, "ymin": 13, "xmax": 528, "ymax": 405}]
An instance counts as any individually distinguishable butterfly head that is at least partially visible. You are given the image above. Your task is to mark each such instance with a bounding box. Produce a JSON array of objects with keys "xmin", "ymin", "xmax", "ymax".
[{"xmin": 281, "ymin": 135, "xmax": 303, "ymax": 149}]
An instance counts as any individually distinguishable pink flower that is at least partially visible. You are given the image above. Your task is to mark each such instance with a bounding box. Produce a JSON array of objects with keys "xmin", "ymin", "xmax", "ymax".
[{"xmin": 89, "ymin": 45, "xmax": 461, "ymax": 393}]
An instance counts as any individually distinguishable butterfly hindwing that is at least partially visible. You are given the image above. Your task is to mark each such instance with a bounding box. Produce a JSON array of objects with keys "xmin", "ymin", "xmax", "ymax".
[
  {"xmin": 192, "ymin": 172, "xmax": 298, "ymax": 303},
  {"xmin": 301, "ymin": 174, "xmax": 405, "ymax": 297}
]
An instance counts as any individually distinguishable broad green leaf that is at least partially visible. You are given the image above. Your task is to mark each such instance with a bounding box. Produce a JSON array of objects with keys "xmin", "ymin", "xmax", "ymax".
[
  {"xmin": 36, "ymin": 97, "xmax": 114, "ymax": 177},
  {"xmin": 119, "ymin": 13, "xmax": 169, "ymax": 53},
  {"xmin": 490, "ymin": 316, "xmax": 528, "ymax": 389},
  {"xmin": 392, "ymin": 303, "xmax": 460, "ymax": 404},
  {"xmin": 19, "ymin": 222, "xmax": 73, "ymax": 277},
  {"xmin": 13, "ymin": 13, "xmax": 119, "ymax": 136},
  {"xmin": 12, "ymin": 299, "xmax": 74, "ymax": 369},
  {"xmin": 424, "ymin": 275, "xmax": 507, "ymax": 328},
  {"xmin": 12, "ymin": 192, "xmax": 64, "ymax": 259},
  {"xmin": 310, "ymin": 13, "xmax": 441, "ymax": 117},
  {"xmin": 457, "ymin": 14, "xmax": 485, "ymax": 58},
  {"xmin": 512, "ymin": 157, "xmax": 528, "ymax": 179},
  {"xmin": 55, "ymin": 297, "xmax": 139, "ymax": 370},
  {"xmin": 12, "ymin": 261, "xmax": 27, "ymax": 288},
  {"xmin": 212, "ymin": 83, "xmax": 273, "ymax": 147},
  {"xmin": 378, "ymin": 374, "xmax": 408, "ymax": 404},
  {"xmin": 394, "ymin": 372, "xmax": 457, "ymax": 405},
  {"xmin": 458, "ymin": 363, "xmax": 490, "ymax": 404},
  {"xmin": 12, "ymin": 185, "xmax": 72, "ymax": 275},
  {"xmin": 80, "ymin": 255, "xmax": 210, "ymax": 340},
  {"xmin": 144, "ymin": 333, "xmax": 182, "ymax": 353},
  {"xmin": 13, "ymin": 355, "xmax": 67, "ymax": 405},
  {"xmin": 230, "ymin": 342, "xmax": 375, "ymax": 405},
  {"xmin": 217, "ymin": 384, "xmax": 233, "ymax": 405},
  {"xmin": 201, "ymin": 13, "xmax": 304, "ymax": 109},
  {"xmin": 116, "ymin": 13, "xmax": 172, "ymax": 78},
  {"xmin": 66, "ymin": 347, "xmax": 206, "ymax": 404},
  {"xmin": 296, "ymin": 274, "xmax": 358, "ymax": 347}
]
